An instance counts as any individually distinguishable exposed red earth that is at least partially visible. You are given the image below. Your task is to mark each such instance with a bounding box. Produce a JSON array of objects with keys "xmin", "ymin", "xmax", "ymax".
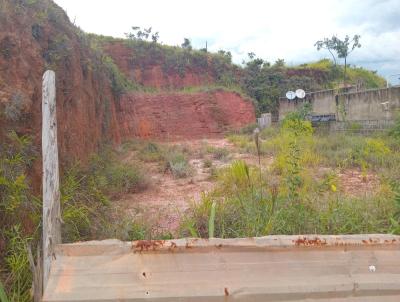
[{"xmin": 118, "ymin": 90, "xmax": 255, "ymax": 140}]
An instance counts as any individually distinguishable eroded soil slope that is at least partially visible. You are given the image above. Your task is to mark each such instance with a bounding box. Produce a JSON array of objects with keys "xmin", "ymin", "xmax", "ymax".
[
  {"xmin": 118, "ymin": 90, "xmax": 255, "ymax": 140},
  {"xmin": 0, "ymin": 0, "xmax": 121, "ymax": 163}
]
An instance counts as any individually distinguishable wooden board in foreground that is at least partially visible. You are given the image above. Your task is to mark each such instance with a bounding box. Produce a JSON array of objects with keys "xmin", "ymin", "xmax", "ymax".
[{"xmin": 43, "ymin": 235, "xmax": 400, "ymax": 302}]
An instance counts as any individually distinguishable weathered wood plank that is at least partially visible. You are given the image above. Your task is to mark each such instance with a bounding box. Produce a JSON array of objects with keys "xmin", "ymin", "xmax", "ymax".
[
  {"xmin": 43, "ymin": 236, "xmax": 400, "ymax": 301},
  {"xmin": 42, "ymin": 70, "xmax": 61, "ymax": 291}
]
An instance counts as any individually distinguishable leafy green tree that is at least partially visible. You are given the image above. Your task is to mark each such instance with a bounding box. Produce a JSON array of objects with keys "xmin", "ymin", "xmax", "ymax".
[
  {"xmin": 151, "ymin": 31, "xmax": 159, "ymax": 43},
  {"xmin": 315, "ymin": 35, "xmax": 361, "ymax": 85},
  {"xmin": 181, "ymin": 38, "xmax": 192, "ymax": 50},
  {"xmin": 273, "ymin": 59, "xmax": 285, "ymax": 68},
  {"xmin": 314, "ymin": 37, "xmax": 337, "ymax": 65},
  {"xmin": 248, "ymin": 52, "xmax": 256, "ymax": 60},
  {"xmin": 125, "ymin": 26, "xmax": 159, "ymax": 43},
  {"xmin": 217, "ymin": 50, "xmax": 232, "ymax": 62}
]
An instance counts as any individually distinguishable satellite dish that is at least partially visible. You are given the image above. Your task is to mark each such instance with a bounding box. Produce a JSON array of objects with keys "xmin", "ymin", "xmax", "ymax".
[
  {"xmin": 296, "ymin": 89, "xmax": 306, "ymax": 99},
  {"xmin": 286, "ymin": 91, "xmax": 296, "ymax": 100}
]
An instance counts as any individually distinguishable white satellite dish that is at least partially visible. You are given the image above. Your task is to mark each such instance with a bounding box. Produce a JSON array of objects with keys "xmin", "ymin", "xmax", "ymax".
[
  {"xmin": 286, "ymin": 91, "xmax": 296, "ymax": 100},
  {"xmin": 296, "ymin": 89, "xmax": 306, "ymax": 99}
]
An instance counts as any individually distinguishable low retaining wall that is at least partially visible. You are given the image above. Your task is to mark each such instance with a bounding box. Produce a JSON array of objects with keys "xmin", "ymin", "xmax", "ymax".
[
  {"xmin": 279, "ymin": 86, "xmax": 400, "ymax": 123},
  {"xmin": 43, "ymin": 235, "xmax": 400, "ymax": 301}
]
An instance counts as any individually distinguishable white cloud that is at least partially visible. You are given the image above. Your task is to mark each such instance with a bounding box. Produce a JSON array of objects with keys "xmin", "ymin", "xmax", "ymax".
[{"xmin": 54, "ymin": 0, "xmax": 400, "ymax": 83}]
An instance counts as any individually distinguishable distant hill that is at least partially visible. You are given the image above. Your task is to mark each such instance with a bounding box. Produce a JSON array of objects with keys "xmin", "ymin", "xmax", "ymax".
[{"xmin": 93, "ymin": 34, "xmax": 385, "ymax": 115}]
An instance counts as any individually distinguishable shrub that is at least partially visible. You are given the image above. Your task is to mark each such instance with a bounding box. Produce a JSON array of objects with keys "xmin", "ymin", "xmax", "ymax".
[
  {"xmin": 102, "ymin": 55, "xmax": 137, "ymax": 97},
  {"xmin": 206, "ymin": 146, "xmax": 230, "ymax": 161},
  {"xmin": 137, "ymin": 142, "xmax": 164, "ymax": 162},
  {"xmin": 88, "ymin": 150, "xmax": 148, "ymax": 195},
  {"xmin": 106, "ymin": 162, "xmax": 147, "ymax": 194},
  {"xmin": 60, "ymin": 166, "xmax": 108, "ymax": 242},
  {"xmin": 281, "ymin": 118, "xmax": 313, "ymax": 137},
  {"xmin": 165, "ymin": 151, "xmax": 193, "ymax": 178}
]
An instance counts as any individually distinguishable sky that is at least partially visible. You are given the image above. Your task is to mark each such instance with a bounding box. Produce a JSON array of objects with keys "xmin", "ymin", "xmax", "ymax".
[{"xmin": 54, "ymin": 0, "xmax": 400, "ymax": 84}]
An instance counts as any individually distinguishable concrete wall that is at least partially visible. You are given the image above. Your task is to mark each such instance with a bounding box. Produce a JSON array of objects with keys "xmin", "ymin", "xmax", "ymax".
[
  {"xmin": 309, "ymin": 89, "xmax": 337, "ymax": 115},
  {"xmin": 278, "ymin": 86, "xmax": 400, "ymax": 122},
  {"xmin": 278, "ymin": 89, "xmax": 337, "ymax": 121},
  {"xmin": 278, "ymin": 99, "xmax": 301, "ymax": 120},
  {"xmin": 338, "ymin": 86, "xmax": 400, "ymax": 121}
]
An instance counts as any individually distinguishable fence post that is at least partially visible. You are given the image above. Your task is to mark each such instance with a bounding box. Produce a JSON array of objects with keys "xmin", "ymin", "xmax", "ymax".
[{"xmin": 42, "ymin": 70, "xmax": 61, "ymax": 291}]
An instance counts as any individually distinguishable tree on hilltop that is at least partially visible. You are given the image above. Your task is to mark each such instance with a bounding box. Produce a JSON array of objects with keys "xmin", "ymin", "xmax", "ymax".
[
  {"xmin": 181, "ymin": 38, "xmax": 192, "ymax": 50},
  {"xmin": 315, "ymin": 35, "xmax": 361, "ymax": 85},
  {"xmin": 125, "ymin": 26, "xmax": 159, "ymax": 43}
]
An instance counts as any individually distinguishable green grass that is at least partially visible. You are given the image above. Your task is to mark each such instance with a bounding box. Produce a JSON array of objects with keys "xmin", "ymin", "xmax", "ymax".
[
  {"xmin": 122, "ymin": 139, "xmax": 194, "ymax": 178},
  {"xmin": 204, "ymin": 145, "xmax": 230, "ymax": 161},
  {"xmin": 0, "ymin": 131, "xmax": 38, "ymax": 302},
  {"xmin": 61, "ymin": 147, "xmax": 149, "ymax": 242},
  {"xmin": 164, "ymin": 150, "xmax": 193, "ymax": 178},
  {"xmin": 0, "ymin": 280, "xmax": 9, "ymax": 302},
  {"xmin": 136, "ymin": 142, "xmax": 165, "ymax": 162},
  {"xmin": 297, "ymin": 59, "xmax": 386, "ymax": 88},
  {"xmin": 183, "ymin": 118, "xmax": 400, "ymax": 238}
]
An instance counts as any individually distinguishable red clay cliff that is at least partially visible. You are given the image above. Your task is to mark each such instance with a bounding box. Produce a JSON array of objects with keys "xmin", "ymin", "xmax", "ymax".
[
  {"xmin": 118, "ymin": 90, "xmax": 255, "ymax": 140},
  {"xmin": 0, "ymin": 0, "xmax": 255, "ymax": 168}
]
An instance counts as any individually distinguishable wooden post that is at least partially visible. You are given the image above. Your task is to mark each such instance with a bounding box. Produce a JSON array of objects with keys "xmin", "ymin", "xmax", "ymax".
[{"xmin": 42, "ymin": 70, "xmax": 61, "ymax": 291}]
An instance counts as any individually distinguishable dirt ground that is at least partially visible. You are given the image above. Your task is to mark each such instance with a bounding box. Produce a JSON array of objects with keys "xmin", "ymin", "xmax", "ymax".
[
  {"xmin": 113, "ymin": 138, "xmax": 379, "ymax": 234},
  {"xmin": 113, "ymin": 138, "xmax": 265, "ymax": 233}
]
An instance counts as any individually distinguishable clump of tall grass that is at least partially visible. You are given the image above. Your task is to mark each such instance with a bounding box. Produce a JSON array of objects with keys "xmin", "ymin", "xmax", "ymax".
[
  {"xmin": 0, "ymin": 280, "xmax": 9, "ymax": 302},
  {"xmin": 137, "ymin": 142, "xmax": 165, "ymax": 162},
  {"xmin": 180, "ymin": 160, "xmax": 275, "ymax": 238},
  {"xmin": 122, "ymin": 140, "xmax": 195, "ymax": 178},
  {"xmin": 0, "ymin": 131, "xmax": 39, "ymax": 301},
  {"xmin": 204, "ymin": 145, "xmax": 230, "ymax": 161},
  {"xmin": 164, "ymin": 150, "xmax": 193, "ymax": 178},
  {"xmin": 226, "ymin": 134, "xmax": 253, "ymax": 151},
  {"xmin": 61, "ymin": 147, "xmax": 149, "ymax": 242}
]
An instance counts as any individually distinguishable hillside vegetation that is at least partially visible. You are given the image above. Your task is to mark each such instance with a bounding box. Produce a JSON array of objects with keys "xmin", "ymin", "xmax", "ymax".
[{"xmin": 93, "ymin": 33, "xmax": 386, "ymax": 115}]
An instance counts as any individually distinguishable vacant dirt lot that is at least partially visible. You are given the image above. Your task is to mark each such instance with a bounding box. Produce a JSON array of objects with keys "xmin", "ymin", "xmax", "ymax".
[{"xmin": 113, "ymin": 137, "xmax": 378, "ymax": 235}]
